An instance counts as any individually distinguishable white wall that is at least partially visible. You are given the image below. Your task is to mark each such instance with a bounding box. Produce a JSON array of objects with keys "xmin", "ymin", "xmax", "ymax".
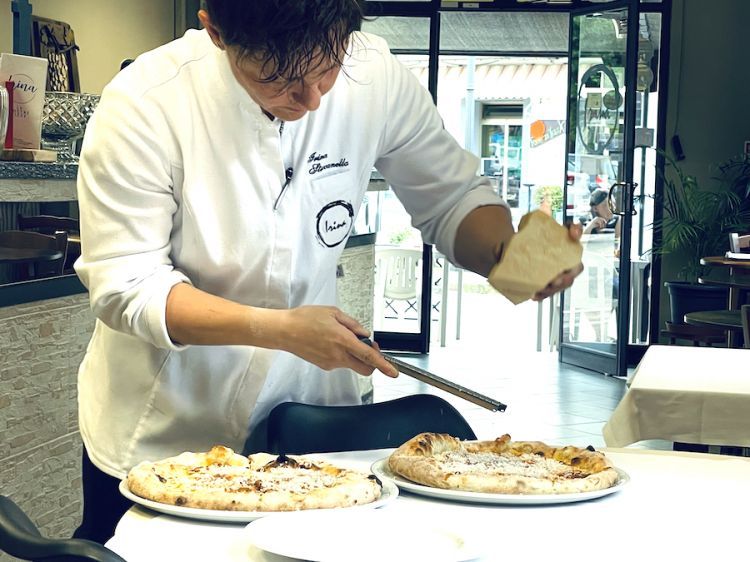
[
  {"xmin": 657, "ymin": 0, "xmax": 750, "ymax": 334},
  {"xmin": 1, "ymin": 0, "xmax": 174, "ymax": 93}
]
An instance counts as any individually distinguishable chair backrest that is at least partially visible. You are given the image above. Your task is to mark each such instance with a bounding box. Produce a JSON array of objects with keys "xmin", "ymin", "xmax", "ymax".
[
  {"xmin": 17, "ymin": 214, "xmax": 80, "ymax": 235},
  {"xmin": 262, "ymin": 394, "xmax": 477, "ymax": 455},
  {"xmin": 0, "ymin": 496, "xmax": 126, "ymax": 562},
  {"xmin": 17, "ymin": 215, "xmax": 81, "ymax": 274},
  {"xmin": 0, "ymin": 230, "xmax": 68, "ymax": 279},
  {"xmin": 729, "ymin": 232, "xmax": 750, "ymax": 254},
  {"xmin": 742, "ymin": 305, "xmax": 750, "ymax": 349},
  {"xmin": 376, "ymin": 247, "xmax": 421, "ymax": 301}
]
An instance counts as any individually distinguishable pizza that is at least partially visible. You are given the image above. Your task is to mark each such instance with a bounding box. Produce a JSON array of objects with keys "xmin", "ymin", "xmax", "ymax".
[
  {"xmin": 126, "ymin": 445, "xmax": 382, "ymax": 511},
  {"xmin": 388, "ymin": 433, "xmax": 619, "ymax": 495}
]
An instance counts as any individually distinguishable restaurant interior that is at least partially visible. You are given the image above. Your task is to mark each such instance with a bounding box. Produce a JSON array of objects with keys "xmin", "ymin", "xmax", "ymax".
[{"xmin": 1, "ymin": 0, "xmax": 749, "ymax": 561}]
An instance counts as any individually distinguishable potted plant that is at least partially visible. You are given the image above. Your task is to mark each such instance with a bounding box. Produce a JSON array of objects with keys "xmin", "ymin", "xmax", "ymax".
[{"xmin": 655, "ymin": 153, "xmax": 750, "ymax": 324}]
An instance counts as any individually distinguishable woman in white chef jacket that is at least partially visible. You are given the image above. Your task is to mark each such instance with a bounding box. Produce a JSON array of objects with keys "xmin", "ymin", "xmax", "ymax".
[{"xmin": 72, "ymin": 0, "xmax": 583, "ymax": 543}]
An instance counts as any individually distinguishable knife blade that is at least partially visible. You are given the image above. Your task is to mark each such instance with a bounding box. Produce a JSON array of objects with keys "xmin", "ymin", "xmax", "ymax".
[{"xmin": 359, "ymin": 337, "xmax": 507, "ymax": 412}]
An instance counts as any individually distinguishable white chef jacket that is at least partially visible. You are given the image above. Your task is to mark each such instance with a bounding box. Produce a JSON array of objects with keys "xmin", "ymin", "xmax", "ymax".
[{"xmin": 75, "ymin": 29, "xmax": 505, "ymax": 478}]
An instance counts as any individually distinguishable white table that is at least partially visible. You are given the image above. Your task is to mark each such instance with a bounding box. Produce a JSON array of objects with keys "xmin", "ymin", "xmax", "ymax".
[
  {"xmin": 603, "ymin": 345, "xmax": 750, "ymax": 449},
  {"xmin": 107, "ymin": 447, "xmax": 750, "ymax": 561}
]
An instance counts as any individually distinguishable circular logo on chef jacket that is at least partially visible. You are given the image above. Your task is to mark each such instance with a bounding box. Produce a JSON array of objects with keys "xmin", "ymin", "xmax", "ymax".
[{"xmin": 316, "ymin": 200, "xmax": 354, "ymax": 248}]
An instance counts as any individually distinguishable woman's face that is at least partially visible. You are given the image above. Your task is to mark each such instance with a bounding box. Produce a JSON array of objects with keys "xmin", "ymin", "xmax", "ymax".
[{"xmin": 592, "ymin": 199, "xmax": 613, "ymax": 220}]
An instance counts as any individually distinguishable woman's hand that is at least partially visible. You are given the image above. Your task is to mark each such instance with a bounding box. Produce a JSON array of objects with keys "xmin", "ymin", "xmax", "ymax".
[
  {"xmin": 532, "ymin": 223, "xmax": 584, "ymax": 301},
  {"xmin": 278, "ymin": 306, "xmax": 399, "ymax": 378},
  {"xmin": 583, "ymin": 216, "xmax": 607, "ymax": 234}
]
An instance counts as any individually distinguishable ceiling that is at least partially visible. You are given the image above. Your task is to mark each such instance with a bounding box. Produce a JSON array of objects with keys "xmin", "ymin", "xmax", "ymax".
[{"xmin": 361, "ymin": 11, "xmax": 662, "ymax": 54}]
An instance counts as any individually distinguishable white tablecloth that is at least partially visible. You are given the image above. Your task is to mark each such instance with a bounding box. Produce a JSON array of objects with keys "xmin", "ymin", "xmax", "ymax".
[
  {"xmin": 603, "ymin": 345, "xmax": 750, "ymax": 448},
  {"xmin": 107, "ymin": 447, "xmax": 750, "ymax": 561}
]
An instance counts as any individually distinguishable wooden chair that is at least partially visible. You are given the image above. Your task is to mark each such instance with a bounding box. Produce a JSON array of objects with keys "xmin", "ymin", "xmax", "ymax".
[
  {"xmin": 252, "ymin": 394, "xmax": 477, "ymax": 455},
  {"xmin": 17, "ymin": 214, "xmax": 80, "ymax": 273},
  {"xmin": 0, "ymin": 230, "xmax": 68, "ymax": 280},
  {"xmin": 17, "ymin": 214, "xmax": 79, "ymax": 234},
  {"xmin": 729, "ymin": 232, "xmax": 750, "ymax": 254},
  {"xmin": 661, "ymin": 321, "xmax": 726, "ymax": 347}
]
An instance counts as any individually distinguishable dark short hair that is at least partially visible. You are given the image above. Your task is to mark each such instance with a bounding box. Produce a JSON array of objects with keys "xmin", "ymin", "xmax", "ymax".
[
  {"xmin": 204, "ymin": 0, "xmax": 364, "ymax": 83},
  {"xmin": 589, "ymin": 189, "xmax": 608, "ymax": 207}
]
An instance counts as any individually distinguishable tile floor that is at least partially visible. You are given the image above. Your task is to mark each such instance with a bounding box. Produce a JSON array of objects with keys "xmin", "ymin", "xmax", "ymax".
[{"xmin": 371, "ymin": 341, "xmax": 672, "ymax": 451}]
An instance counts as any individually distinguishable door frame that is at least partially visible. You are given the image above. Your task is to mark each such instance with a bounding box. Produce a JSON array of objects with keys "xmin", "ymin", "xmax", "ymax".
[{"xmin": 558, "ymin": 0, "xmax": 640, "ymax": 377}]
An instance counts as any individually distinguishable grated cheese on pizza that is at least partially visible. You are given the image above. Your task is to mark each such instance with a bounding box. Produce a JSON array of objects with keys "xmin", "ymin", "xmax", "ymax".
[
  {"xmin": 126, "ymin": 446, "xmax": 382, "ymax": 511},
  {"xmin": 389, "ymin": 433, "xmax": 620, "ymax": 495},
  {"xmin": 436, "ymin": 451, "xmax": 586, "ymax": 479}
]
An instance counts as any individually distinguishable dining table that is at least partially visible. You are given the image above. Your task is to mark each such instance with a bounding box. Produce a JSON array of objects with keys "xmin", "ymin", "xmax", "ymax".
[
  {"xmin": 106, "ymin": 445, "xmax": 750, "ymax": 561},
  {"xmin": 684, "ymin": 309, "xmax": 742, "ymax": 333},
  {"xmin": 603, "ymin": 344, "xmax": 750, "ymax": 454},
  {"xmin": 700, "ymin": 255, "xmax": 750, "ymax": 305},
  {"xmin": 699, "ymin": 255, "xmax": 750, "ymax": 346}
]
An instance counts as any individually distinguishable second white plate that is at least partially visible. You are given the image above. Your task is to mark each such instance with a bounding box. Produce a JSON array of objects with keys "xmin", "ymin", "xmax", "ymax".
[
  {"xmin": 119, "ymin": 477, "xmax": 398, "ymax": 523},
  {"xmin": 243, "ymin": 508, "xmax": 485, "ymax": 562},
  {"xmin": 371, "ymin": 458, "xmax": 630, "ymax": 505}
]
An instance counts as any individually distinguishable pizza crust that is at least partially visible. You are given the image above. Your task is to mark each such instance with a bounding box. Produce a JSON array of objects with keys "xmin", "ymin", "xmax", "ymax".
[
  {"xmin": 126, "ymin": 445, "xmax": 382, "ymax": 511},
  {"xmin": 388, "ymin": 433, "xmax": 619, "ymax": 495}
]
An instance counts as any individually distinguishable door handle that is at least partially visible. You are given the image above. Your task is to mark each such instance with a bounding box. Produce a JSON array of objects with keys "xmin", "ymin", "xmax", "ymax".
[{"xmin": 608, "ymin": 182, "xmax": 638, "ymax": 216}]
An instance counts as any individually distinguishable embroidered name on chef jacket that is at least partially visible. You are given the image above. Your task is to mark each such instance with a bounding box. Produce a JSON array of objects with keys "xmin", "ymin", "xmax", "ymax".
[{"xmin": 307, "ymin": 151, "xmax": 349, "ymax": 175}]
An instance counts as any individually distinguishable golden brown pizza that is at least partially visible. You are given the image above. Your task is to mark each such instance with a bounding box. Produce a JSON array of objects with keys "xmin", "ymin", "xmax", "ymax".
[
  {"xmin": 388, "ymin": 433, "xmax": 619, "ymax": 494},
  {"xmin": 126, "ymin": 445, "xmax": 382, "ymax": 511}
]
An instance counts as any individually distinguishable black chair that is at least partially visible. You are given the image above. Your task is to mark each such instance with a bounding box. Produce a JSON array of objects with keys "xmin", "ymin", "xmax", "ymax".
[
  {"xmin": 263, "ymin": 394, "xmax": 477, "ymax": 455},
  {"xmin": 741, "ymin": 304, "xmax": 750, "ymax": 349},
  {"xmin": 0, "ymin": 230, "xmax": 68, "ymax": 280},
  {"xmin": 0, "ymin": 495, "xmax": 126, "ymax": 562},
  {"xmin": 17, "ymin": 214, "xmax": 81, "ymax": 273},
  {"xmin": 17, "ymin": 214, "xmax": 79, "ymax": 234}
]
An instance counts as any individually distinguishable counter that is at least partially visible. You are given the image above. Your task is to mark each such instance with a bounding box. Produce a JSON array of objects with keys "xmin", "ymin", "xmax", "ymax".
[{"xmin": 0, "ymin": 161, "xmax": 78, "ymax": 202}]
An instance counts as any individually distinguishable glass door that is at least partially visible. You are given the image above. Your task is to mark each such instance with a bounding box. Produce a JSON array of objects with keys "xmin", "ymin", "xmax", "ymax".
[{"xmin": 559, "ymin": 0, "xmax": 639, "ymax": 377}]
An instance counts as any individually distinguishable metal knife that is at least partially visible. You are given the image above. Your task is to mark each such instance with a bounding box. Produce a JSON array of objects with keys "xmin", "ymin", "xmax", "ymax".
[{"xmin": 359, "ymin": 337, "xmax": 507, "ymax": 412}]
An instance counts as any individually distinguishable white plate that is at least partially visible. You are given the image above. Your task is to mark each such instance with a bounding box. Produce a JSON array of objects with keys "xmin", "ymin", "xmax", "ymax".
[
  {"xmin": 118, "ymin": 478, "xmax": 398, "ymax": 523},
  {"xmin": 371, "ymin": 458, "xmax": 629, "ymax": 506},
  {"xmin": 243, "ymin": 508, "xmax": 485, "ymax": 562}
]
